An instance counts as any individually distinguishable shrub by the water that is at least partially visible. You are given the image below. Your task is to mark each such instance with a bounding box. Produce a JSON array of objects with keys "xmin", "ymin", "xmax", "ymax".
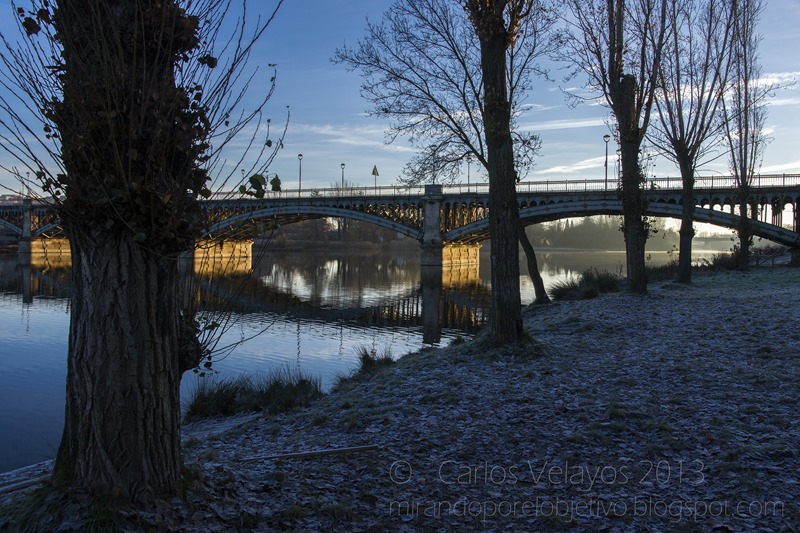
[
  {"xmin": 549, "ymin": 268, "xmax": 621, "ymax": 301},
  {"xmin": 356, "ymin": 345, "xmax": 395, "ymax": 373},
  {"xmin": 647, "ymin": 251, "xmax": 739, "ymax": 281},
  {"xmin": 331, "ymin": 346, "xmax": 395, "ymax": 393},
  {"xmin": 184, "ymin": 368, "xmax": 322, "ymax": 422},
  {"xmin": 708, "ymin": 251, "xmax": 738, "ymax": 270},
  {"xmin": 645, "ymin": 259, "xmax": 680, "ymax": 282}
]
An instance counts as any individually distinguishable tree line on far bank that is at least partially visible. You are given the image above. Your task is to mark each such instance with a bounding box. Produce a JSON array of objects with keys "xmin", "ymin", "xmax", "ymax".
[{"xmin": 527, "ymin": 216, "xmax": 680, "ymax": 251}]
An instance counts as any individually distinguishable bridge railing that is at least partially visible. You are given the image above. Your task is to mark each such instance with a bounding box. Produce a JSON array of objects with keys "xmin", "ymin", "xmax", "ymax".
[
  {"xmin": 205, "ymin": 184, "xmax": 428, "ymax": 201},
  {"xmin": 203, "ymin": 173, "xmax": 800, "ymax": 200},
  {"xmin": 4, "ymin": 173, "xmax": 799, "ymax": 206}
]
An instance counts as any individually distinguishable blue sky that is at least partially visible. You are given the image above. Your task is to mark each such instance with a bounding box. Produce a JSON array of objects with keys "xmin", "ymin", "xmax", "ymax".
[
  {"xmin": 256, "ymin": 0, "xmax": 800, "ymax": 191},
  {"xmin": 1, "ymin": 0, "xmax": 799, "ymax": 192}
]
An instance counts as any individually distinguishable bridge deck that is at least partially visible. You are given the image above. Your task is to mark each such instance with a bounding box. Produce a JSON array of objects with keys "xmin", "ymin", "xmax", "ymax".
[{"xmin": 1, "ymin": 174, "xmax": 798, "ymax": 248}]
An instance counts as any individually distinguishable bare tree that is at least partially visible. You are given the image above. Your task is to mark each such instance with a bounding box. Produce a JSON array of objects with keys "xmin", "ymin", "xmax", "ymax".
[
  {"xmin": 334, "ymin": 0, "xmax": 555, "ymax": 186},
  {"xmin": 335, "ymin": 0, "xmax": 556, "ymax": 306},
  {"xmin": 0, "ymin": 0, "xmax": 284, "ymax": 503},
  {"xmin": 648, "ymin": 0, "xmax": 733, "ymax": 283},
  {"xmin": 561, "ymin": 0, "xmax": 668, "ymax": 293},
  {"xmin": 462, "ymin": 0, "xmax": 541, "ymax": 341},
  {"xmin": 722, "ymin": 0, "xmax": 770, "ymax": 270}
]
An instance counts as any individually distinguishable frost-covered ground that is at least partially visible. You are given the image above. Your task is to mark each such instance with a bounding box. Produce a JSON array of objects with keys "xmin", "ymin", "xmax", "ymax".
[{"xmin": 3, "ymin": 267, "xmax": 799, "ymax": 531}]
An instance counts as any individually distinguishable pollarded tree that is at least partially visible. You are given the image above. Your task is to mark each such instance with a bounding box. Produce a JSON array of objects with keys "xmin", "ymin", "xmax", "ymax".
[
  {"xmin": 463, "ymin": 0, "xmax": 538, "ymax": 341},
  {"xmin": 722, "ymin": 0, "xmax": 770, "ymax": 270},
  {"xmin": 334, "ymin": 0, "xmax": 558, "ymax": 305},
  {"xmin": 561, "ymin": 0, "xmax": 668, "ymax": 293},
  {"xmin": 0, "ymin": 0, "xmax": 284, "ymax": 503},
  {"xmin": 648, "ymin": 0, "xmax": 733, "ymax": 283}
]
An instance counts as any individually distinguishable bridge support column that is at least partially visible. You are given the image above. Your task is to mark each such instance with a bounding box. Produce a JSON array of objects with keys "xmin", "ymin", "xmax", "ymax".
[
  {"xmin": 442, "ymin": 243, "xmax": 480, "ymax": 267},
  {"xmin": 420, "ymin": 243, "xmax": 443, "ymax": 267},
  {"xmin": 17, "ymin": 198, "xmax": 32, "ymax": 263},
  {"xmin": 194, "ymin": 239, "xmax": 253, "ymax": 277},
  {"xmin": 771, "ymin": 200, "xmax": 783, "ymax": 227},
  {"xmin": 420, "ymin": 184, "xmax": 443, "ymax": 267},
  {"xmin": 30, "ymin": 238, "xmax": 71, "ymax": 270},
  {"xmin": 791, "ymin": 248, "xmax": 800, "ymax": 267}
]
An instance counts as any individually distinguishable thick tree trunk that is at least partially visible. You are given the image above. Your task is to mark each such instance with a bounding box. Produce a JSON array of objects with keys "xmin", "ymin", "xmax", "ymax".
[
  {"xmin": 677, "ymin": 205, "xmax": 695, "ymax": 283},
  {"xmin": 622, "ymin": 210, "xmax": 648, "ymax": 292},
  {"xmin": 480, "ymin": 25, "xmax": 523, "ymax": 342},
  {"xmin": 619, "ymin": 140, "xmax": 648, "ymax": 293},
  {"xmin": 518, "ymin": 223, "xmax": 550, "ymax": 304},
  {"xmin": 53, "ymin": 228, "xmax": 190, "ymax": 502},
  {"xmin": 47, "ymin": 0, "xmax": 207, "ymax": 503},
  {"xmin": 737, "ymin": 194, "xmax": 752, "ymax": 270},
  {"xmin": 617, "ymin": 75, "xmax": 648, "ymax": 294},
  {"xmin": 676, "ymin": 159, "xmax": 696, "ymax": 284}
]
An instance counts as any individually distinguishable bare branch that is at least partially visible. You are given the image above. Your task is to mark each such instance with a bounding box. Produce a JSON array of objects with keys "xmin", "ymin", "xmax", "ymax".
[{"xmin": 334, "ymin": 0, "xmax": 558, "ymax": 185}]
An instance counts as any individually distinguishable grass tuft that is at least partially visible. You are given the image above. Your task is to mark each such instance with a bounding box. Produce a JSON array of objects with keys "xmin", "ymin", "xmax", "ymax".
[
  {"xmin": 331, "ymin": 345, "xmax": 395, "ymax": 393},
  {"xmin": 184, "ymin": 368, "xmax": 322, "ymax": 422},
  {"xmin": 645, "ymin": 259, "xmax": 680, "ymax": 282},
  {"xmin": 550, "ymin": 268, "xmax": 620, "ymax": 301},
  {"xmin": 650, "ymin": 252, "xmax": 739, "ymax": 280},
  {"xmin": 0, "ymin": 485, "xmax": 120, "ymax": 533},
  {"xmin": 355, "ymin": 345, "xmax": 395, "ymax": 374},
  {"xmin": 708, "ymin": 251, "xmax": 739, "ymax": 270}
]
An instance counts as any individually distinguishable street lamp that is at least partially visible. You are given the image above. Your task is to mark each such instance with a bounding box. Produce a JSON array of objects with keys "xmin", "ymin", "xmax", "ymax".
[
  {"xmin": 297, "ymin": 154, "xmax": 303, "ymax": 197},
  {"xmin": 603, "ymin": 134, "xmax": 611, "ymax": 190},
  {"xmin": 341, "ymin": 162, "xmax": 346, "ymax": 190}
]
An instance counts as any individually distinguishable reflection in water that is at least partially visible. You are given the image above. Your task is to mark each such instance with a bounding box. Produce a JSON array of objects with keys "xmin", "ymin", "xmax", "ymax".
[
  {"xmin": 0, "ymin": 246, "xmax": 706, "ymax": 473},
  {"xmin": 186, "ymin": 249, "xmax": 491, "ymax": 347},
  {"xmin": 0, "ymin": 249, "xmax": 488, "ymax": 473}
]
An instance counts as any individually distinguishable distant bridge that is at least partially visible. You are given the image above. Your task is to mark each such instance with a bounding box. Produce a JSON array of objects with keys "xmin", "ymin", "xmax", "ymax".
[{"xmin": 2, "ymin": 174, "xmax": 799, "ymax": 264}]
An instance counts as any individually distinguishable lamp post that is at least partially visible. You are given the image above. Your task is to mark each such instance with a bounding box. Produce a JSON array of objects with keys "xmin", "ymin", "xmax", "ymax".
[
  {"xmin": 341, "ymin": 163, "xmax": 346, "ymax": 190},
  {"xmin": 297, "ymin": 153, "xmax": 303, "ymax": 197},
  {"xmin": 603, "ymin": 134, "xmax": 611, "ymax": 190}
]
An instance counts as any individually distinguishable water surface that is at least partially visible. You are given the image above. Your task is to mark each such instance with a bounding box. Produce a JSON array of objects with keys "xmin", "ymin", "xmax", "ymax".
[{"xmin": 0, "ymin": 247, "xmax": 704, "ymax": 473}]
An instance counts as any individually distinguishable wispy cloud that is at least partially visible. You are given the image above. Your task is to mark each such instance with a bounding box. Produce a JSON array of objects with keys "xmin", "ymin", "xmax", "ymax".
[
  {"xmin": 768, "ymin": 97, "xmax": 800, "ymax": 107},
  {"xmin": 761, "ymin": 160, "xmax": 800, "ymax": 173},
  {"xmin": 761, "ymin": 71, "xmax": 800, "ymax": 87},
  {"xmin": 520, "ymin": 117, "xmax": 607, "ymax": 132},
  {"xmin": 295, "ymin": 123, "xmax": 415, "ymax": 154},
  {"xmin": 538, "ymin": 156, "xmax": 606, "ymax": 175}
]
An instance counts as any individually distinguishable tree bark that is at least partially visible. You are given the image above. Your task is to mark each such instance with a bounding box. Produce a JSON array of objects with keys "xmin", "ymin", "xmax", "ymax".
[
  {"xmin": 478, "ymin": 11, "xmax": 524, "ymax": 342},
  {"xmin": 47, "ymin": 1, "xmax": 209, "ymax": 502},
  {"xmin": 737, "ymin": 192, "xmax": 752, "ymax": 270},
  {"xmin": 676, "ymin": 158, "xmax": 696, "ymax": 283},
  {"xmin": 518, "ymin": 223, "xmax": 550, "ymax": 304},
  {"xmin": 53, "ymin": 229, "xmax": 191, "ymax": 502},
  {"xmin": 617, "ymin": 75, "xmax": 648, "ymax": 294}
]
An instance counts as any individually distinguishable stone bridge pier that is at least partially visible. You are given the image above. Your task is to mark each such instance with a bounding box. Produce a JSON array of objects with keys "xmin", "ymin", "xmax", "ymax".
[
  {"xmin": 419, "ymin": 184, "xmax": 480, "ymax": 269},
  {"xmin": 420, "ymin": 185, "xmax": 444, "ymax": 267}
]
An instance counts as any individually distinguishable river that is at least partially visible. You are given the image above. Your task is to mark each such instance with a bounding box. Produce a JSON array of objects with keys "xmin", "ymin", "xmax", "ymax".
[{"xmin": 0, "ymin": 247, "xmax": 713, "ymax": 473}]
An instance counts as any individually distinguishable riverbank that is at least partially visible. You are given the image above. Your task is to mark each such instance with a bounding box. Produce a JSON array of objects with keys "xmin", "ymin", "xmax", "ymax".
[{"xmin": 3, "ymin": 267, "xmax": 800, "ymax": 531}]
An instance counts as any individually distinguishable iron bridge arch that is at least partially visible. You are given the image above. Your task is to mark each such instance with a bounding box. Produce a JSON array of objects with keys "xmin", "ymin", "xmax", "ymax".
[
  {"xmin": 207, "ymin": 204, "xmax": 423, "ymax": 241},
  {"xmin": 444, "ymin": 200, "xmax": 800, "ymax": 247}
]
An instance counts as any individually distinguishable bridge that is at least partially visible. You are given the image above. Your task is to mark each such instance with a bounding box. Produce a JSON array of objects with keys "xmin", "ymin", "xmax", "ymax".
[{"xmin": 2, "ymin": 174, "xmax": 799, "ymax": 265}]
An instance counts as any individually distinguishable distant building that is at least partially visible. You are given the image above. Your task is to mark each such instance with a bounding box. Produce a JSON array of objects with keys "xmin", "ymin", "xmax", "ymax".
[{"xmin": 0, "ymin": 194, "xmax": 23, "ymax": 204}]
